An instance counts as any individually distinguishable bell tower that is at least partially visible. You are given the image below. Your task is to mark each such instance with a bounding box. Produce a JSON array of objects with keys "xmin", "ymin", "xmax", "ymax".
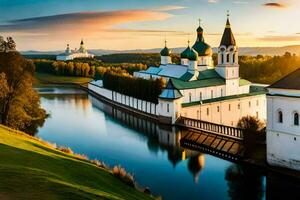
[{"xmin": 216, "ymin": 11, "xmax": 239, "ymax": 96}]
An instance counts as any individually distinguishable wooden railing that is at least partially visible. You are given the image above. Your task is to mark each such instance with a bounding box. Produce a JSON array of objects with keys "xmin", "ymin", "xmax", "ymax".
[{"xmin": 176, "ymin": 117, "xmax": 244, "ymax": 140}]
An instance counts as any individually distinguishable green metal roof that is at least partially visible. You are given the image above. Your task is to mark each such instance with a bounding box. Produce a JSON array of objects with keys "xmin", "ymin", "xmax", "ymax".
[
  {"xmin": 198, "ymin": 69, "xmax": 221, "ymax": 80},
  {"xmin": 171, "ymin": 77, "xmax": 225, "ymax": 90},
  {"xmin": 180, "ymin": 72, "xmax": 194, "ymax": 81},
  {"xmin": 182, "ymin": 91, "xmax": 266, "ymax": 108},
  {"xmin": 239, "ymin": 79, "xmax": 251, "ymax": 86}
]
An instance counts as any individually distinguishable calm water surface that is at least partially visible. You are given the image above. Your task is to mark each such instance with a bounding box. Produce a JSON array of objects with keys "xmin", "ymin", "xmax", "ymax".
[{"xmin": 35, "ymin": 87, "xmax": 299, "ymax": 200}]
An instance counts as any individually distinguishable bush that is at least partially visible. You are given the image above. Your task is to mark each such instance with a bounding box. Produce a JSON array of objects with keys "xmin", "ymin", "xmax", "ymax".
[
  {"xmin": 112, "ymin": 166, "xmax": 135, "ymax": 187},
  {"xmin": 57, "ymin": 146, "xmax": 73, "ymax": 154}
]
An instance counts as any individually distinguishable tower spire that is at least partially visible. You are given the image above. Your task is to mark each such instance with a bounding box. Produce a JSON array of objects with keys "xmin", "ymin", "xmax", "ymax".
[{"xmin": 220, "ymin": 11, "xmax": 236, "ymax": 47}]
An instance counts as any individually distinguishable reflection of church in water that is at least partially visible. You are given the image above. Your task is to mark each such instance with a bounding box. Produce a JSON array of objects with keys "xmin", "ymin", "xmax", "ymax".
[{"xmin": 89, "ymin": 95, "xmax": 205, "ymax": 182}]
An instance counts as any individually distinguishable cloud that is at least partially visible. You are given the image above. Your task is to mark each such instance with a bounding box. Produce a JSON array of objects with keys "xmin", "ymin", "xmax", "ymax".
[
  {"xmin": 257, "ymin": 35, "xmax": 300, "ymax": 42},
  {"xmin": 0, "ymin": 9, "xmax": 172, "ymax": 35},
  {"xmin": 263, "ymin": 2, "xmax": 286, "ymax": 8},
  {"xmin": 233, "ymin": 1, "xmax": 249, "ymax": 5},
  {"xmin": 156, "ymin": 5, "xmax": 187, "ymax": 11},
  {"xmin": 208, "ymin": 0, "xmax": 218, "ymax": 3}
]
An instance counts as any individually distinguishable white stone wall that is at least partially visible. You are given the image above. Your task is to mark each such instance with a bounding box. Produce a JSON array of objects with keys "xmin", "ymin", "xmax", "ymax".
[
  {"xmin": 181, "ymin": 94, "xmax": 266, "ymax": 127},
  {"xmin": 161, "ymin": 56, "xmax": 172, "ymax": 65},
  {"xmin": 267, "ymin": 93, "xmax": 300, "ymax": 170},
  {"xmin": 88, "ymin": 83, "xmax": 157, "ymax": 115},
  {"xmin": 159, "ymin": 98, "xmax": 182, "ymax": 124},
  {"xmin": 180, "ymin": 85, "xmax": 226, "ymax": 104}
]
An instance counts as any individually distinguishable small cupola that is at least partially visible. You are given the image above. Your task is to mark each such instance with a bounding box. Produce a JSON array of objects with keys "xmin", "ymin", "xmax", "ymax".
[
  {"xmin": 160, "ymin": 40, "xmax": 172, "ymax": 65},
  {"xmin": 181, "ymin": 40, "xmax": 191, "ymax": 65}
]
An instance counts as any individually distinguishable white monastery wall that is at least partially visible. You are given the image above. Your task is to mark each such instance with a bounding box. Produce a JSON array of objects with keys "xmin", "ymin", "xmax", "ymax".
[{"xmin": 181, "ymin": 94, "xmax": 266, "ymax": 127}]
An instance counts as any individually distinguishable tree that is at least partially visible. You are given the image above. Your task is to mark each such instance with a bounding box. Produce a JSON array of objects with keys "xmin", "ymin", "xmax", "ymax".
[
  {"xmin": 237, "ymin": 116, "xmax": 266, "ymax": 158},
  {"xmin": 0, "ymin": 73, "xmax": 9, "ymax": 99},
  {"xmin": 66, "ymin": 62, "xmax": 74, "ymax": 75},
  {"xmin": 0, "ymin": 36, "xmax": 16, "ymax": 52},
  {"xmin": 0, "ymin": 39, "xmax": 46, "ymax": 134}
]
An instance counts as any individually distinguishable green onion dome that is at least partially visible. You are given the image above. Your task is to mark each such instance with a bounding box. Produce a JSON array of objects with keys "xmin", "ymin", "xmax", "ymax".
[
  {"xmin": 192, "ymin": 25, "xmax": 213, "ymax": 57},
  {"xmin": 181, "ymin": 46, "xmax": 191, "ymax": 59},
  {"xmin": 187, "ymin": 48, "xmax": 198, "ymax": 61},
  {"xmin": 160, "ymin": 46, "xmax": 171, "ymax": 56},
  {"xmin": 192, "ymin": 39, "xmax": 212, "ymax": 57}
]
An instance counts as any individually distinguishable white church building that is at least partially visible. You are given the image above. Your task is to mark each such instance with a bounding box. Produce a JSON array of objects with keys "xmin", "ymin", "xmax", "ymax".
[
  {"xmin": 133, "ymin": 15, "xmax": 267, "ymax": 126},
  {"xmin": 56, "ymin": 39, "xmax": 94, "ymax": 61},
  {"xmin": 267, "ymin": 68, "xmax": 300, "ymax": 171}
]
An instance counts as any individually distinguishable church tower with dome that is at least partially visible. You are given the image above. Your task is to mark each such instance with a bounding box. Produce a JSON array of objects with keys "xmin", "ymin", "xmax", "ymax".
[
  {"xmin": 192, "ymin": 20, "xmax": 213, "ymax": 71},
  {"xmin": 129, "ymin": 14, "xmax": 266, "ymax": 126}
]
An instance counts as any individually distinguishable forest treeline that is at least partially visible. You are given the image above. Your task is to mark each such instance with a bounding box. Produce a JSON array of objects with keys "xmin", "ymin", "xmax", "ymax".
[
  {"xmin": 98, "ymin": 52, "xmax": 300, "ymax": 84},
  {"xmin": 102, "ymin": 73, "xmax": 164, "ymax": 103},
  {"xmin": 34, "ymin": 59, "xmax": 147, "ymax": 78},
  {"xmin": 33, "ymin": 52, "xmax": 300, "ymax": 84}
]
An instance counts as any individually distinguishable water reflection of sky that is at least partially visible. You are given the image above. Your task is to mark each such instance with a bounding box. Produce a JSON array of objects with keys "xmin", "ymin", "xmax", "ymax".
[{"xmin": 37, "ymin": 88, "xmax": 267, "ymax": 200}]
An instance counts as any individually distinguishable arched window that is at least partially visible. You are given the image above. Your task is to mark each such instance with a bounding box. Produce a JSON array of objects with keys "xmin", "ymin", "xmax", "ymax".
[
  {"xmin": 233, "ymin": 53, "xmax": 235, "ymax": 63},
  {"xmin": 294, "ymin": 113, "xmax": 299, "ymax": 126},
  {"xmin": 227, "ymin": 54, "xmax": 230, "ymax": 63},
  {"xmin": 221, "ymin": 54, "xmax": 224, "ymax": 64},
  {"xmin": 278, "ymin": 111, "xmax": 283, "ymax": 123}
]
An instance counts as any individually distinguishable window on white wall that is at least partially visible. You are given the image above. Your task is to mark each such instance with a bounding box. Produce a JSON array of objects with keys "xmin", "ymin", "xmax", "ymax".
[
  {"xmin": 294, "ymin": 113, "xmax": 299, "ymax": 126},
  {"xmin": 249, "ymin": 101, "xmax": 251, "ymax": 108},
  {"xmin": 221, "ymin": 89, "xmax": 223, "ymax": 97},
  {"xmin": 211, "ymin": 90, "xmax": 214, "ymax": 98},
  {"xmin": 189, "ymin": 93, "xmax": 192, "ymax": 102},
  {"xmin": 167, "ymin": 104, "xmax": 170, "ymax": 113},
  {"xmin": 278, "ymin": 111, "xmax": 283, "ymax": 123},
  {"xmin": 200, "ymin": 92, "xmax": 202, "ymax": 100},
  {"xmin": 207, "ymin": 108, "xmax": 209, "ymax": 116},
  {"xmin": 238, "ymin": 103, "xmax": 240, "ymax": 109},
  {"xmin": 217, "ymin": 106, "xmax": 220, "ymax": 112},
  {"xmin": 228, "ymin": 104, "xmax": 231, "ymax": 111}
]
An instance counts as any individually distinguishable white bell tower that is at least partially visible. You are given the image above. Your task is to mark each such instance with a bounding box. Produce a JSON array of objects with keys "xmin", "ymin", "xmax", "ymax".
[{"xmin": 216, "ymin": 11, "xmax": 239, "ymax": 96}]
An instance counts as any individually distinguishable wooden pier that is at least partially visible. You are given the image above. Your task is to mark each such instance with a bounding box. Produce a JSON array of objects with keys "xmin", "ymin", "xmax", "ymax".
[
  {"xmin": 180, "ymin": 130, "xmax": 244, "ymax": 161},
  {"xmin": 177, "ymin": 117, "xmax": 245, "ymax": 161}
]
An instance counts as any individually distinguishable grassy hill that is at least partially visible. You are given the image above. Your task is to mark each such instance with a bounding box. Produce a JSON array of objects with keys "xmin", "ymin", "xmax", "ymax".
[{"xmin": 0, "ymin": 125, "xmax": 153, "ymax": 200}]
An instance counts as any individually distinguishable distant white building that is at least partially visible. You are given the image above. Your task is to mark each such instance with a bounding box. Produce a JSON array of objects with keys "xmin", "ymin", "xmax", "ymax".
[
  {"xmin": 56, "ymin": 39, "xmax": 94, "ymax": 61},
  {"xmin": 133, "ymin": 15, "xmax": 267, "ymax": 126},
  {"xmin": 267, "ymin": 68, "xmax": 300, "ymax": 171}
]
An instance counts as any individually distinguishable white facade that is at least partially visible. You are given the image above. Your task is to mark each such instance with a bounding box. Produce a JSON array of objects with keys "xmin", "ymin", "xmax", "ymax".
[
  {"xmin": 181, "ymin": 94, "xmax": 266, "ymax": 127},
  {"xmin": 267, "ymin": 88, "xmax": 300, "ymax": 170}
]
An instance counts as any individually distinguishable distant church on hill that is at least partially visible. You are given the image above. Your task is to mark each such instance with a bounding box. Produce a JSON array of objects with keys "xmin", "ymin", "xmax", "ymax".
[{"xmin": 56, "ymin": 39, "xmax": 94, "ymax": 61}]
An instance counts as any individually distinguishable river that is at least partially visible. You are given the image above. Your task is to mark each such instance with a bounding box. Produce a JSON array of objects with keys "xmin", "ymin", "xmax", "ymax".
[{"xmin": 35, "ymin": 86, "xmax": 300, "ymax": 200}]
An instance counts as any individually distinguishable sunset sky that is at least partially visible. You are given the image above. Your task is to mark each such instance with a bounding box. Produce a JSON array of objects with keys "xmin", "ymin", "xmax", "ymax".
[{"xmin": 1, "ymin": 0, "xmax": 300, "ymax": 51}]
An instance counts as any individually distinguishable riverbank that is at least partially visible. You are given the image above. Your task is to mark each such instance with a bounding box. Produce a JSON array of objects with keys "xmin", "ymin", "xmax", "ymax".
[
  {"xmin": 0, "ymin": 125, "xmax": 154, "ymax": 200},
  {"xmin": 34, "ymin": 72, "xmax": 92, "ymax": 86}
]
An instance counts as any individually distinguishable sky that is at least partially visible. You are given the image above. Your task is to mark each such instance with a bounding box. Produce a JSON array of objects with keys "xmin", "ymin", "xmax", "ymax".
[{"xmin": 0, "ymin": 0, "xmax": 300, "ymax": 51}]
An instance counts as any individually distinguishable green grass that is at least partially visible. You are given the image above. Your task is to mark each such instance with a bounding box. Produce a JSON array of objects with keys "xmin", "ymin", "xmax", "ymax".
[
  {"xmin": 0, "ymin": 125, "xmax": 153, "ymax": 200},
  {"xmin": 34, "ymin": 72, "xmax": 92, "ymax": 86}
]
